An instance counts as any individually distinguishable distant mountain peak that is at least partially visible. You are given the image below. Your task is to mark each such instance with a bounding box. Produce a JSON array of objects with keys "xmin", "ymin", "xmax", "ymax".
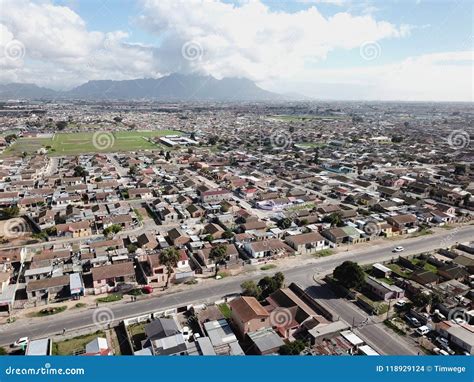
[{"xmin": 0, "ymin": 73, "xmax": 282, "ymax": 101}]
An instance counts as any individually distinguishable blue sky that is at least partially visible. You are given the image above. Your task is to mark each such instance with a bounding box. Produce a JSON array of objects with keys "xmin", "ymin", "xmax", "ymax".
[
  {"xmin": 60, "ymin": 0, "xmax": 473, "ymax": 67},
  {"xmin": 1, "ymin": 0, "xmax": 472, "ymax": 100}
]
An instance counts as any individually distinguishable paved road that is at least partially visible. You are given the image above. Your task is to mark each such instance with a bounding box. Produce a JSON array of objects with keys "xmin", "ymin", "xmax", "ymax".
[
  {"xmin": 304, "ymin": 282, "xmax": 418, "ymax": 355},
  {"xmin": 1, "ymin": 225, "xmax": 472, "ymax": 350}
]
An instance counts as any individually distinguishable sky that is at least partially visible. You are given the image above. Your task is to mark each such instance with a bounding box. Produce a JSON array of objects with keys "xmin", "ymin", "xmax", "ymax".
[{"xmin": 0, "ymin": 0, "xmax": 472, "ymax": 101}]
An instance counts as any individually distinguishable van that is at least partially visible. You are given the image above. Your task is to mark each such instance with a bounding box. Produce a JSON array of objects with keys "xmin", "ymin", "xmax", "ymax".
[{"xmin": 415, "ymin": 326, "xmax": 430, "ymax": 336}]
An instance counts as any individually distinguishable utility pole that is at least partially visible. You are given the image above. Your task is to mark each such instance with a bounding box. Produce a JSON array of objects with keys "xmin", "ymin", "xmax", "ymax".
[{"xmin": 386, "ymin": 299, "xmax": 392, "ymax": 320}]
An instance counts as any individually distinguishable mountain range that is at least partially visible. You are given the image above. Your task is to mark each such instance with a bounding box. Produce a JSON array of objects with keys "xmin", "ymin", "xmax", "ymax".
[{"xmin": 0, "ymin": 74, "xmax": 283, "ymax": 101}]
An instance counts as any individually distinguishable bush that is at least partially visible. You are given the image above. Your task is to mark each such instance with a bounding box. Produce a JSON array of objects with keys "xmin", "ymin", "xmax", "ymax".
[
  {"xmin": 96, "ymin": 294, "xmax": 122, "ymax": 303},
  {"xmin": 31, "ymin": 306, "xmax": 67, "ymax": 317}
]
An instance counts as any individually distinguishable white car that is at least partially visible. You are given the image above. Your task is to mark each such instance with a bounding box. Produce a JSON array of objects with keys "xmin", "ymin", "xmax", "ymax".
[
  {"xmin": 181, "ymin": 326, "xmax": 192, "ymax": 341},
  {"xmin": 415, "ymin": 326, "xmax": 431, "ymax": 336},
  {"xmin": 13, "ymin": 337, "xmax": 29, "ymax": 347},
  {"xmin": 393, "ymin": 246, "xmax": 405, "ymax": 253},
  {"xmin": 395, "ymin": 300, "xmax": 407, "ymax": 308}
]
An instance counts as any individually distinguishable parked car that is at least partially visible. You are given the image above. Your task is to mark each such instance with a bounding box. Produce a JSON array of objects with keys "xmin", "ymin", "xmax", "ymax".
[
  {"xmin": 415, "ymin": 325, "xmax": 431, "ymax": 336},
  {"xmin": 436, "ymin": 336, "xmax": 449, "ymax": 347},
  {"xmin": 181, "ymin": 326, "xmax": 192, "ymax": 341},
  {"xmin": 12, "ymin": 337, "xmax": 29, "ymax": 348},
  {"xmin": 434, "ymin": 309, "xmax": 446, "ymax": 321},
  {"xmin": 436, "ymin": 336, "xmax": 453, "ymax": 353},
  {"xmin": 116, "ymin": 283, "xmax": 134, "ymax": 293},
  {"xmin": 395, "ymin": 300, "xmax": 407, "ymax": 308},
  {"xmin": 433, "ymin": 347, "xmax": 450, "ymax": 355},
  {"xmin": 405, "ymin": 315, "xmax": 421, "ymax": 327},
  {"xmin": 393, "ymin": 246, "xmax": 404, "ymax": 252},
  {"xmin": 142, "ymin": 285, "xmax": 153, "ymax": 294}
]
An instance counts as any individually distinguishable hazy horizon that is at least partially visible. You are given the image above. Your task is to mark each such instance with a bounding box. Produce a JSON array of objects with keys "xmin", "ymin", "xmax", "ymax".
[{"xmin": 0, "ymin": 0, "xmax": 473, "ymax": 102}]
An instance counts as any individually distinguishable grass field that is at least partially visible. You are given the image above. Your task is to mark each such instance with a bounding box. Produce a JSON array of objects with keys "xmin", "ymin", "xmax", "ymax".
[
  {"xmin": 2, "ymin": 130, "xmax": 182, "ymax": 156},
  {"xmin": 268, "ymin": 114, "xmax": 344, "ymax": 122}
]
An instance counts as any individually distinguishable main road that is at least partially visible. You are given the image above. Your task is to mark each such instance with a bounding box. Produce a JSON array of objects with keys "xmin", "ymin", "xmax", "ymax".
[{"xmin": 1, "ymin": 225, "xmax": 472, "ymax": 353}]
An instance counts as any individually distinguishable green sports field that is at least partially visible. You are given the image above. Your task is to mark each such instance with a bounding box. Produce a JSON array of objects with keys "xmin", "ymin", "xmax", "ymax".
[{"xmin": 3, "ymin": 130, "xmax": 182, "ymax": 156}]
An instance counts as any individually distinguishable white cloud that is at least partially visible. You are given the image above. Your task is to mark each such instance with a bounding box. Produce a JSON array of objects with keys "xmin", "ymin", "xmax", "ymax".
[
  {"xmin": 296, "ymin": 0, "xmax": 347, "ymax": 5},
  {"xmin": 138, "ymin": 0, "xmax": 410, "ymax": 82},
  {"xmin": 262, "ymin": 51, "xmax": 474, "ymax": 101},
  {"xmin": 0, "ymin": 0, "xmax": 158, "ymax": 88},
  {"xmin": 0, "ymin": 0, "xmax": 470, "ymax": 101}
]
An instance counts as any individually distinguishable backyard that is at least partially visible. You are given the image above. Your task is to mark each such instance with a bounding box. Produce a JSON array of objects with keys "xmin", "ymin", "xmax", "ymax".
[{"xmin": 52, "ymin": 331, "xmax": 105, "ymax": 355}]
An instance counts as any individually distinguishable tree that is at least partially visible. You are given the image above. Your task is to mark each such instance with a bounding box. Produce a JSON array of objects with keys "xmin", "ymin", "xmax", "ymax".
[
  {"xmin": 4, "ymin": 134, "xmax": 17, "ymax": 144},
  {"xmin": 463, "ymin": 193, "xmax": 471, "ymax": 206},
  {"xmin": 241, "ymin": 280, "xmax": 261, "ymax": 299},
  {"xmin": 273, "ymin": 272, "xmax": 285, "ymax": 288},
  {"xmin": 222, "ymin": 230, "xmax": 234, "ymax": 239},
  {"xmin": 258, "ymin": 272, "xmax": 285, "ymax": 300},
  {"xmin": 113, "ymin": 116, "xmax": 123, "ymax": 123},
  {"xmin": 159, "ymin": 247, "xmax": 180, "ymax": 288},
  {"xmin": 333, "ymin": 261, "xmax": 365, "ymax": 290},
  {"xmin": 204, "ymin": 234, "xmax": 214, "ymax": 243},
  {"xmin": 208, "ymin": 136, "xmax": 218, "ymax": 145},
  {"xmin": 454, "ymin": 164, "xmax": 466, "ymax": 176},
  {"xmin": 324, "ymin": 212, "xmax": 343, "ymax": 227},
  {"xmin": 127, "ymin": 244, "xmax": 138, "ymax": 253},
  {"xmin": 412, "ymin": 292, "xmax": 431, "ymax": 308},
  {"xmin": 73, "ymin": 165, "xmax": 88, "ymax": 177},
  {"xmin": 1, "ymin": 206, "xmax": 20, "ymax": 219},
  {"xmin": 412, "ymin": 291, "xmax": 442, "ymax": 309},
  {"xmin": 128, "ymin": 164, "xmax": 138, "ymax": 176},
  {"xmin": 165, "ymin": 151, "xmax": 171, "ymax": 161},
  {"xmin": 312, "ymin": 148, "xmax": 319, "ymax": 164},
  {"xmin": 209, "ymin": 245, "xmax": 228, "ymax": 277},
  {"xmin": 279, "ymin": 340, "xmax": 306, "ymax": 355},
  {"xmin": 103, "ymin": 224, "xmax": 122, "ymax": 237},
  {"xmin": 277, "ymin": 218, "xmax": 292, "ymax": 229},
  {"xmin": 56, "ymin": 121, "xmax": 68, "ymax": 130}
]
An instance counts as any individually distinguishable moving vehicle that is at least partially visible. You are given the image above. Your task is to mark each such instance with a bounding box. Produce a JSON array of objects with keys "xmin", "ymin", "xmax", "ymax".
[
  {"xmin": 393, "ymin": 246, "xmax": 405, "ymax": 252},
  {"xmin": 12, "ymin": 337, "xmax": 29, "ymax": 348}
]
